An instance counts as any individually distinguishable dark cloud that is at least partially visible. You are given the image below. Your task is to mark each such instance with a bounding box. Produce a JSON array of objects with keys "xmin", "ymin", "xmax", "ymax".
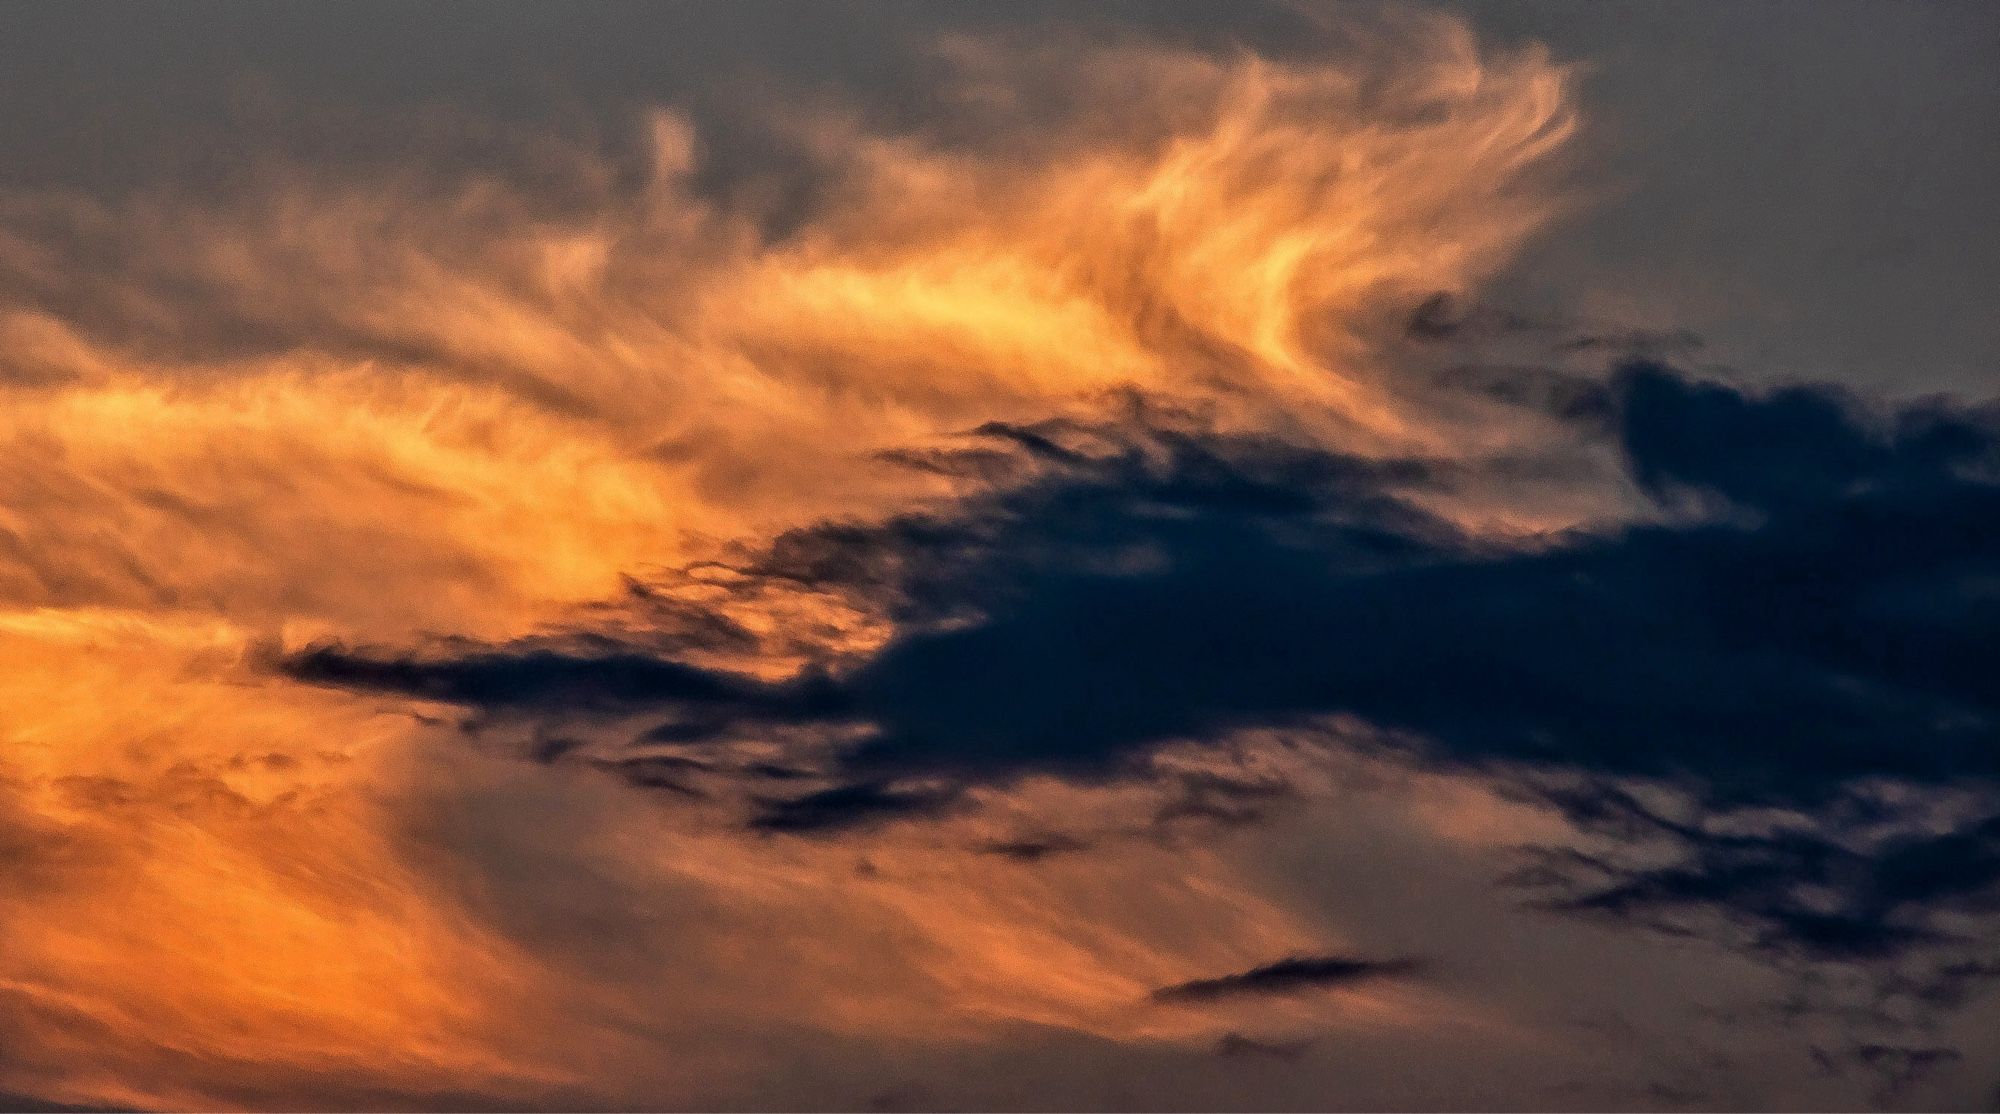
[
  {"xmin": 288, "ymin": 645, "xmax": 749, "ymax": 709},
  {"xmin": 749, "ymin": 780, "xmax": 960, "ymax": 835},
  {"xmin": 600, "ymin": 756, "xmax": 709, "ymax": 799},
  {"xmin": 978, "ymin": 834, "xmax": 1091, "ymax": 862},
  {"xmin": 1152, "ymin": 772, "xmax": 1297, "ymax": 831},
  {"xmin": 285, "ymin": 643, "xmax": 849, "ymax": 723},
  {"xmin": 1153, "ymin": 955, "xmax": 1419, "ymax": 1003},
  {"xmin": 1514, "ymin": 783, "xmax": 2000, "ymax": 964},
  {"xmin": 286, "ymin": 361, "xmax": 2000, "ymax": 963},
  {"xmin": 1405, "ymin": 292, "xmax": 1548, "ymax": 343},
  {"xmin": 769, "ymin": 364, "xmax": 1997, "ymax": 809}
]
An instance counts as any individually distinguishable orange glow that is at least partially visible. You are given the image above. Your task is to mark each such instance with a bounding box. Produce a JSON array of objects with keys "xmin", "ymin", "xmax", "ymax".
[{"xmin": 0, "ymin": 20, "xmax": 1578, "ymax": 1109}]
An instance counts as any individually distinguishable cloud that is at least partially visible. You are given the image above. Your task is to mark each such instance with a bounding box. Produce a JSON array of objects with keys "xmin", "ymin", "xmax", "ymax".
[
  {"xmin": 1517, "ymin": 783, "xmax": 2000, "ymax": 964},
  {"xmin": 1154, "ymin": 954, "xmax": 1419, "ymax": 1003},
  {"xmin": 304, "ymin": 362, "xmax": 1999, "ymax": 795},
  {"xmin": 287, "ymin": 645, "xmax": 766, "ymax": 710},
  {"xmin": 976, "ymin": 833, "xmax": 1092, "ymax": 861},
  {"xmin": 750, "ymin": 779, "xmax": 962, "ymax": 833},
  {"xmin": 286, "ymin": 360, "xmax": 2000, "ymax": 976},
  {"xmin": 0, "ymin": 30, "xmax": 1586, "ymax": 1100},
  {"xmin": 3, "ymin": 4, "xmax": 1997, "ymax": 1107},
  {"xmin": 838, "ymin": 366, "xmax": 1997, "ymax": 802}
]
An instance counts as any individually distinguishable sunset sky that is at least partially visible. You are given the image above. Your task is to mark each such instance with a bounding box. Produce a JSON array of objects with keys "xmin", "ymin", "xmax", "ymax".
[{"xmin": 1, "ymin": 3, "xmax": 1997, "ymax": 1110}]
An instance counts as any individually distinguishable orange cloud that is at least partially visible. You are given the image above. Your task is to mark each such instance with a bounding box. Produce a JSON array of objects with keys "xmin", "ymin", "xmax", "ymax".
[{"xmin": 0, "ymin": 19, "xmax": 1580, "ymax": 1108}]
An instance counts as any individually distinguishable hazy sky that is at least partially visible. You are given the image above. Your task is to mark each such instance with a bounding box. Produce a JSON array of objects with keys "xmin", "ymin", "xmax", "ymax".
[{"xmin": 0, "ymin": 4, "xmax": 1995, "ymax": 1111}]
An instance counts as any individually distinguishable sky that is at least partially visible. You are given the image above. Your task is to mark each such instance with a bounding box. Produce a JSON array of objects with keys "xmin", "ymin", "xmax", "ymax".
[{"xmin": 0, "ymin": 3, "xmax": 1996, "ymax": 1110}]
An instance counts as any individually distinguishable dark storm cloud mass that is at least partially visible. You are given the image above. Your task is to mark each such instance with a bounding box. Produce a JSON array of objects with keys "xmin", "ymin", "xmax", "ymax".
[
  {"xmin": 288, "ymin": 359, "xmax": 2000, "ymax": 969},
  {"xmin": 284, "ymin": 359, "xmax": 2000, "ymax": 793},
  {"xmin": 854, "ymin": 370, "xmax": 1994, "ymax": 798}
]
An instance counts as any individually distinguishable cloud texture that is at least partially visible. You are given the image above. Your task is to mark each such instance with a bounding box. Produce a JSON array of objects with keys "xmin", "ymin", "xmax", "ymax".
[{"xmin": 0, "ymin": 7, "xmax": 1995, "ymax": 1110}]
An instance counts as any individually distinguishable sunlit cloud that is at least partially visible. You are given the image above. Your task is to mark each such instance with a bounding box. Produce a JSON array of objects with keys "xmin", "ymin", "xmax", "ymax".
[{"xmin": 1, "ymin": 7, "xmax": 1994, "ymax": 1111}]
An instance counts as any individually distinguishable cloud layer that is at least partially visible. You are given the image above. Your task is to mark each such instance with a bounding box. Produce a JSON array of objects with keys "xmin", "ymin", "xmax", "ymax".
[{"xmin": 1, "ymin": 9, "xmax": 1995, "ymax": 1111}]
